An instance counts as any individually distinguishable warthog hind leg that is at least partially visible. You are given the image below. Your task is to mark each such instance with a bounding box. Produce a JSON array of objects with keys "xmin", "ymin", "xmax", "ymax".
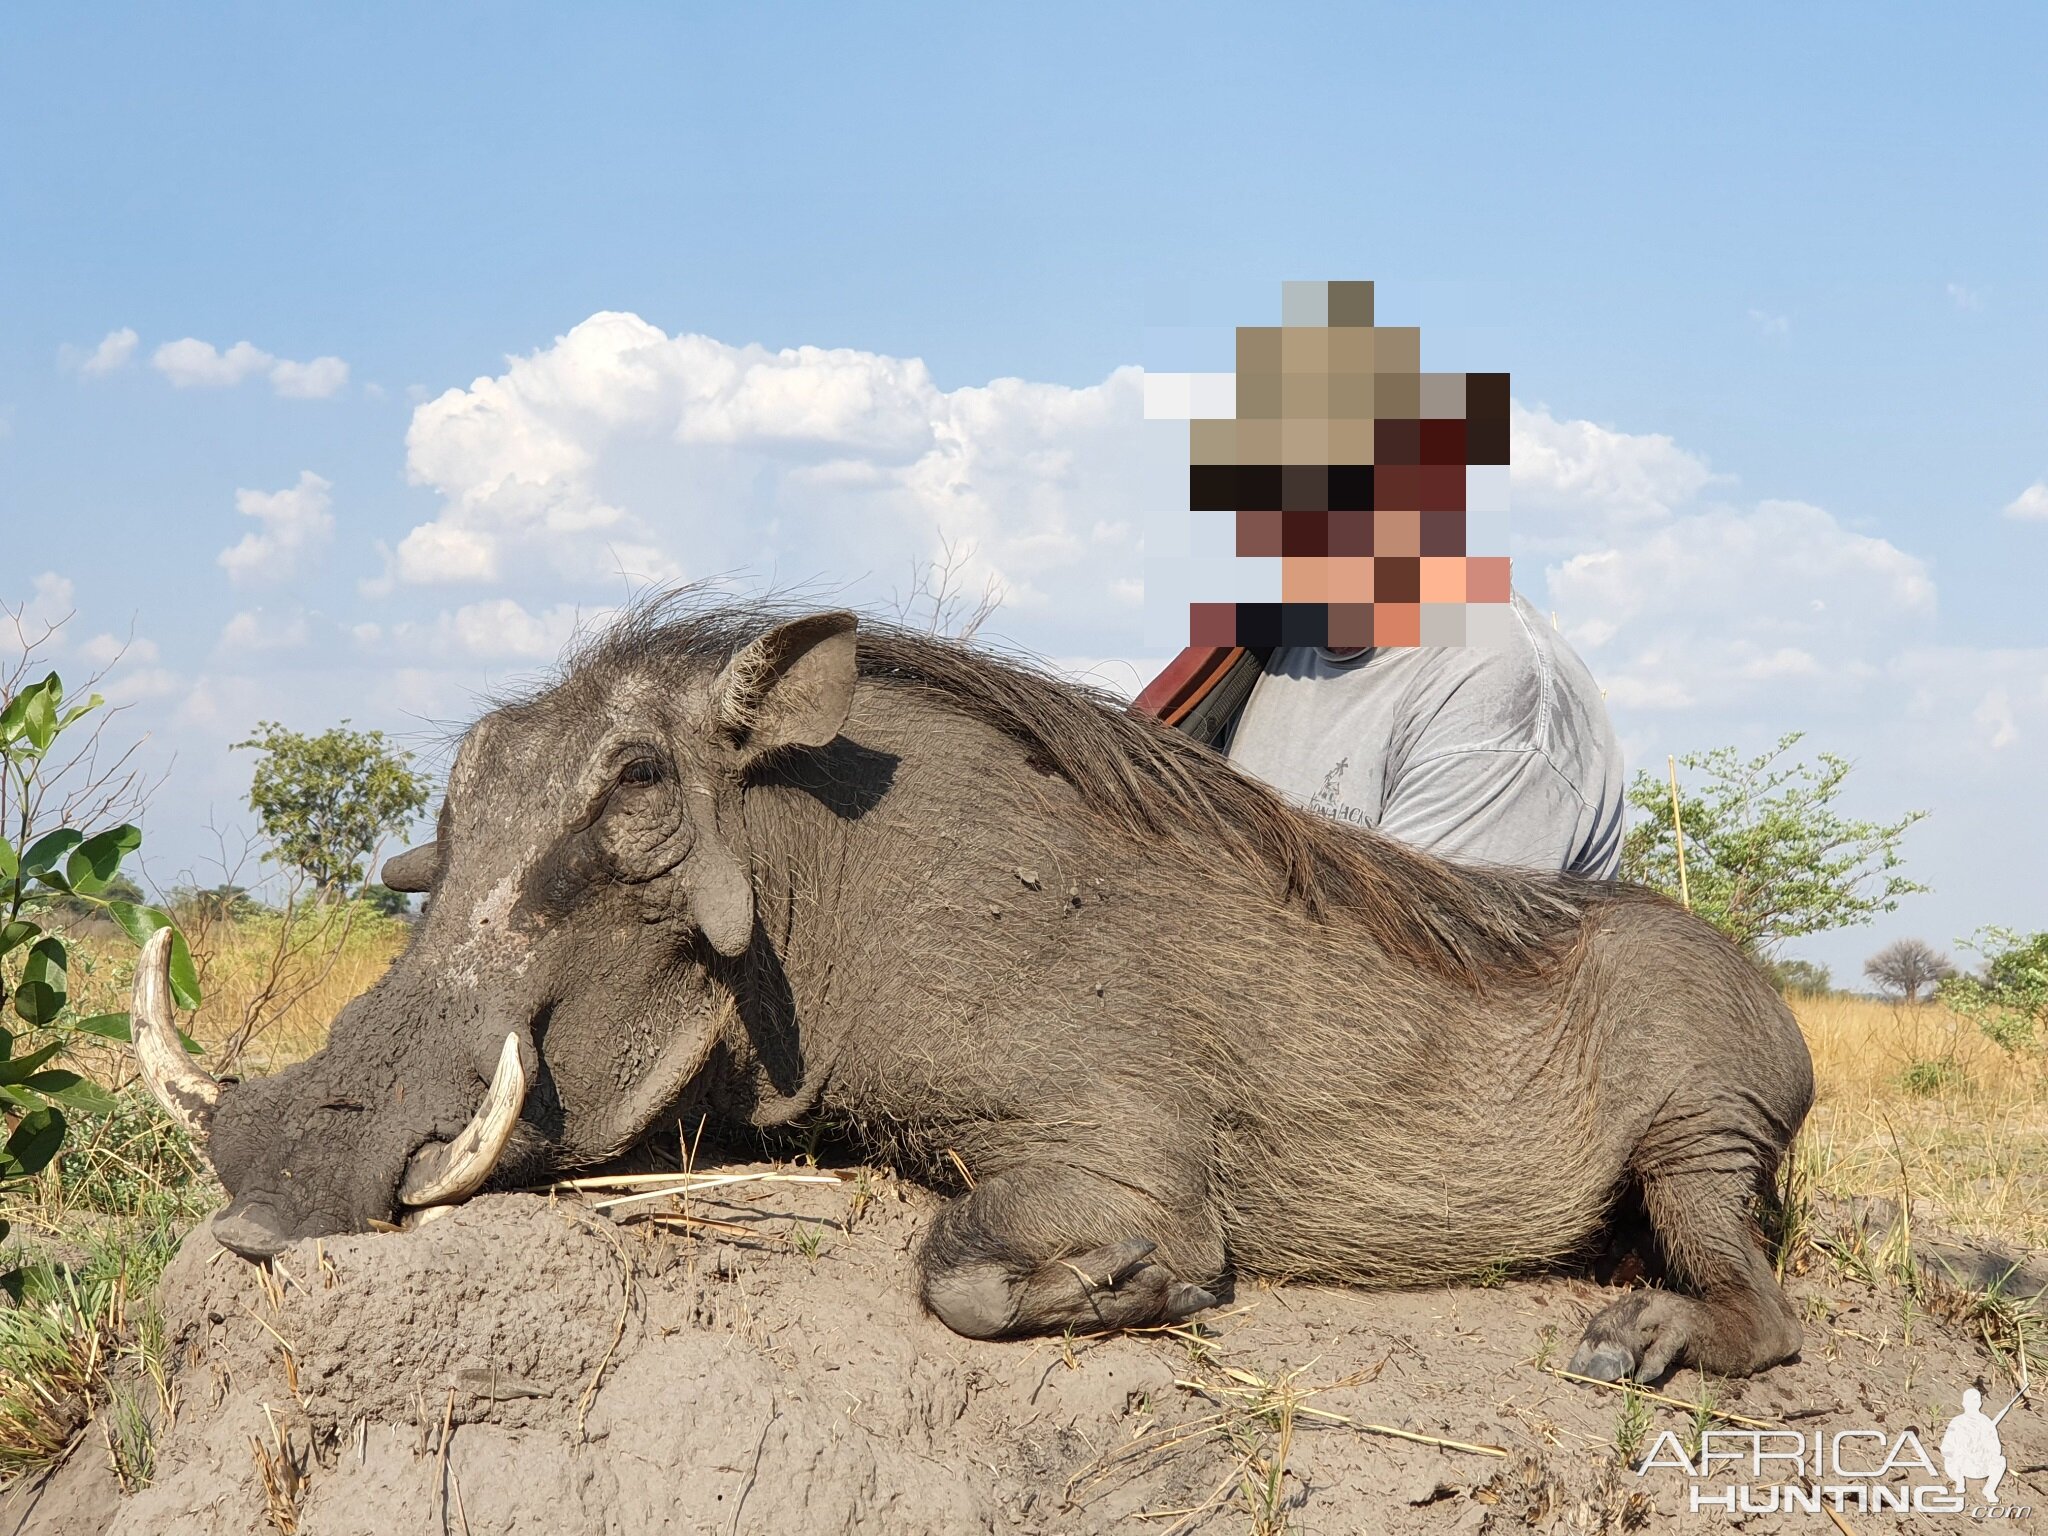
[
  {"xmin": 917, "ymin": 1165, "xmax": 1226, "ymax": 1339},
  {"xmin": 1570, "ymin": 1165, "xmax": 1802, "ymax": 1383}
]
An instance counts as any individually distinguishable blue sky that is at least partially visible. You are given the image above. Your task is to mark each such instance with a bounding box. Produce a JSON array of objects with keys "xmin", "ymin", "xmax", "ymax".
[{"xmin": 4, "ymin": 4, "xmax": 2044, "ymax": 981}]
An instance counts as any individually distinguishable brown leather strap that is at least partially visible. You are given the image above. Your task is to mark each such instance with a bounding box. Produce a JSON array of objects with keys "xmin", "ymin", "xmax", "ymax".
[{"xmin": 1131, "ymin": 646, "xmax": 1246, "ymax": 725}]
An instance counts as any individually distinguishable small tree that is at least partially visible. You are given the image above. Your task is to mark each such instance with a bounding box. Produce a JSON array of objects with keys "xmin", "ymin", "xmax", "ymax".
[
  {"xmin": 1621, "ymin": 732, "xmax": 1928, "ymax": 958},
  {"xmin": 1862, "ymin": 938, "xmax": 1954, "ymax": 1003},
  {"xmin": 1764, "ymin": 957, "xmax": 1832, "ymax": 996},
  {"xmin": 236, "ymin": 721, "xmax": 430, "ymax": 900},
  {"xmin": 1940, "ymin": 928, "xmax": 2048, "ymax": 1051}
]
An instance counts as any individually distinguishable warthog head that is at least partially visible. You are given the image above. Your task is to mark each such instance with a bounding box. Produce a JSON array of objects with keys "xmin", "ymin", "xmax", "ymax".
[{"xmin": 133, "ymin": 611, "xmax": 861, "ymax": 1258}]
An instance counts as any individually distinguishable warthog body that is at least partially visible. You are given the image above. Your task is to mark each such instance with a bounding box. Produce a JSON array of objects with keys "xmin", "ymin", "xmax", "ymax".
[{"xmin": 150, "ymin": 604, "xmax": 1812, "ymax": 1382}]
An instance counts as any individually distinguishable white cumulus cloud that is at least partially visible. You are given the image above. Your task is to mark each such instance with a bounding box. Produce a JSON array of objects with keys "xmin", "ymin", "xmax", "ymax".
[
  {"xmin": 2005, "ymin": 481, "xmax": 2048, "ymax": 521},
  {"xmin": 269, "ymin": 356, "xmax": 351, "ymax": 399},
  {"xmin": 3, "ymin": 573, "xmax": 77, "ymax": 656},
  {"xmin": 218, "ymin": 608, "xmax": 311, "ymax": 653},
  {"xmin": 78, "ymin": 633, "xmax": 160, "ymax": 668},
  {"xmin": 1510, "ymin": 403, "xmax": 1719, "ymax": 530},
  {"xmin": 75, "ymin": 328, "xmax": 139, "ymax": 376},
  {"xmin": 218, "ymin": 472, "xmax": 335, "ymax": 585},
  {"xmin": 152, "ymin": 337, "xmax": 349, "ymax": 398},
  {"xmin": 388, "ymin": 312, "xmax": 1153, "ymax": 650}
]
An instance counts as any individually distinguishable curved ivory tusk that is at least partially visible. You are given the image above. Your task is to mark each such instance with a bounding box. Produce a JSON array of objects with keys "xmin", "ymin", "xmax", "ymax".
[
  {"xmin": 131, "ymin": 927, "xmax": 221, "ymax": 1137},
  {"xmin": 398, "ymin": 1033, "xmax": 527, "ymax": 1207}
]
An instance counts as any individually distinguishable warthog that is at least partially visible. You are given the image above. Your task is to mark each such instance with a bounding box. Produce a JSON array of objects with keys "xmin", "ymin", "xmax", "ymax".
[{"xmin": 132, "ymin": 603, "xmax": 1813, "ymax": 1382}]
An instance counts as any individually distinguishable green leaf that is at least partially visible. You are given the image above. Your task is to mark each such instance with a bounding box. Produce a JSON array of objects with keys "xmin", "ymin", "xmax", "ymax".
[
  {"xmin": 65, "ymin": 824, "xmax": 141, "ymax": 895},
  {"xmin": 69, "ymin": 1011, "xmax": 203, "ymax": 1055},
  {"xmin": 21, "ymin": 679, "xmax": 59, "ymax": 753},
  {"xmin": 105, "ymin": 905, "xmax": 201, "ymax": 1009},
  {"xmin": 0, "ymin": 835, "xmax": 14, "ymax": 881},
  {"xmin": 20, "ymin": 828, "xmax": 83, "ymax": 877},
  {"xmin": 0, "ymin": 1039, "xmax": 65, "ymax": 1084},
  {"xmin": 12, "ymin": 938, "xmax": 67, "ymax": 1025},
  {"xmin": 0, "ymin": 675, "xmax": 56, "ymax": 746},
  {"xmin": 70, "ymin": 1012, "xmax": 133, "ymax": 1043},
  {"xmin": 22, "ymin": 1071, "xmax": 118, "ymax": 1117},
  {"xmin": 0, "ymin": 920, "xmax": 39, "ymax": 960},
  {"xmin": 0, "ymin": 1107, "xmax": 65, "ymax": 1180},
  {"xmin": 55, "ymin": 694, "xmax": 104, "ymax": 731}
]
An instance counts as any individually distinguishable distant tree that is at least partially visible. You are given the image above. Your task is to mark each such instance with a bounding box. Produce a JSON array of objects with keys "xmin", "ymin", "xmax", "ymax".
[
  {"xmin": 1941, "ymin": 928, "xmax": 2048, "ymax": 1051},
  {"xmin": 1621, "ymin": 732, "xmax": 1928, "ymax": 958},
  {"xmin": 1764, "ymin": 957, "xmax": 1832, "ymax": 996},
  {"xmin": 1862, "ymin": 938, "xmax": 1954, "ymax": 1003},
  {"xmin": 166, "ymin": 882, "xmax": 263, "ymax": 922},
  {"xmin": 359, "ymin": 883, "xmax": 413, "ymax": 917},
  {"xmin": 235, "ymin": 721, "xmax": 431, "ymax": 900}
]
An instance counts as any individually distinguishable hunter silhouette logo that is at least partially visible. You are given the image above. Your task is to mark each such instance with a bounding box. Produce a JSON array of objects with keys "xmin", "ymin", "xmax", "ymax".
[{"xmin": 1941, "ymin": 1387, "xmax": 2015, "ymax": 1503}]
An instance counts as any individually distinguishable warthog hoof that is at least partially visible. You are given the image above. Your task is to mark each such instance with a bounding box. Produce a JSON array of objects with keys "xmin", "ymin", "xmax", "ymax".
[
  {"xmin": 1566, "ymin": 1338, "xmax": 1636, "ymax": 1382},
  {"xmin": 1570, "ymin": 1291, "xmax": 1696, "ymax": 1384},
  {"xmin": 1061, "ymin": 1238, "xmax": 1217, "ymax": 1319},
  {"xmin": 1569, "ymin": 1285, "xmax": 1801, "ymax": 1383}
]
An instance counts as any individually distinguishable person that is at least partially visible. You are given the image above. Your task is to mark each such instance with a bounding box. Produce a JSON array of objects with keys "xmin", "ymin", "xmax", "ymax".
[{"xmin": 1211, "ymin": 590, "xmax": 1625, "ymax": 879}]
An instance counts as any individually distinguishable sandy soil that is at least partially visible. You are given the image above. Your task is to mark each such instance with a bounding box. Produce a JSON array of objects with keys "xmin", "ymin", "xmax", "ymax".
[{"xmin": 6, "ymin": 1168, "xmax": 2043, "ymax": 1535}]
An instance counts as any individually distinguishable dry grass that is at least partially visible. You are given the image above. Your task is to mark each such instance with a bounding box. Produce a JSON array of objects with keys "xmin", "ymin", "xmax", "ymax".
[
  {"xmin": 1790, "ymin": 991, "xmax": 2048, "ymax": 1248},
  {"xmin": 59, "ymin": 910, "xmax": 407, "ymax": 1088}
]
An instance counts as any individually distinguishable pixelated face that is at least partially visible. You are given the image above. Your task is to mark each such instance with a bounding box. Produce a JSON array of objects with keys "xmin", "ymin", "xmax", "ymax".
[{"xmin": 1150, "ymin": 279, "xmax": 1514, "ymax": 651}]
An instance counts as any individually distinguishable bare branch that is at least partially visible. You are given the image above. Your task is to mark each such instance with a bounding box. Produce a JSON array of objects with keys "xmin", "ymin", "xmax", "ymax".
[{"xmin": 890, "ymin": 533, "xmax": 1005, "ymax": 642}]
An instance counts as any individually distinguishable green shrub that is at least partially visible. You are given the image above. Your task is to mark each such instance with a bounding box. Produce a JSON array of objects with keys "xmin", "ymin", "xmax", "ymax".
[
  {"xmin": 2, "ymin": 668, "xmax": 204, "ymax": 1295},
  {"xmin": 1941, "ymin": 928, "xmax": 2048, "ymax": 1053}
]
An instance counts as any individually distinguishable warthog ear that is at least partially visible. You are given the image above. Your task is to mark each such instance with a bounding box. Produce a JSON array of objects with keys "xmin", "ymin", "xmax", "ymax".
[{"xmin": 711, "ymin": 611, "xmax": 858, "ymax": 767}]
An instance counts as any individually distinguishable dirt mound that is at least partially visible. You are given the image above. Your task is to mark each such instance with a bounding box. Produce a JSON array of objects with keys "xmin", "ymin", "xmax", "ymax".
[{"xmin": 8, "ymin": 1169, "xmax": 2043, "ymax": 1534}]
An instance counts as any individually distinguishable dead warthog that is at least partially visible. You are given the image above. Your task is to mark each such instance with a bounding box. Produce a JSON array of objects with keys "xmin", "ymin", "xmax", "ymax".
[{"xmin": 132, "ymin": 603, "xmax": 1812, "ymax": 1382}]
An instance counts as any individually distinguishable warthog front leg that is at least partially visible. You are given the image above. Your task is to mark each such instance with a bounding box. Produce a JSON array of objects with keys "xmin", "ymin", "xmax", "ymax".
[{"xmin": 917, "ymin": 1165, "xmax": 1226, "ymax": 1339}]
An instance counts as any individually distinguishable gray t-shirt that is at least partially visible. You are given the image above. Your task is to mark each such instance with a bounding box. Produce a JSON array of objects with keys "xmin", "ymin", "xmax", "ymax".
[{"xmin": 1224, "ymin": 594, "xmax": 1625, "ymax": 878}]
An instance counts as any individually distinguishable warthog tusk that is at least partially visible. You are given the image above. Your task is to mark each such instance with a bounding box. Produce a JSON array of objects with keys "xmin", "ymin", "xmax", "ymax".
[
  {"xmin": 398, "ymin": 1033, "xmax": 527, "ymax": 1207},
  {"xmin": 131, "ymin": 927, "xmax": 220, "ymax": 1137}
]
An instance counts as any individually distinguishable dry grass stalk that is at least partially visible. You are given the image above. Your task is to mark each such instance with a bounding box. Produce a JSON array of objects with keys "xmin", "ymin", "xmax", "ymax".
[
  {"xmin": 573, "ymin": 1213, "xmax": 636, "ymax": 1440},
  {"xmin": 1666, "ymin": 754, "xmax": 1691, "ymax": 911},
  {"xmin": 568, "ymin": 1171, "xmax": 843, "ymax": 1213},
  {"xmin": 1541, "ymin": 1368, "xmax": 1773, "ymax": 1430},
  {"xmin": 249, "ymin": 1406, "xmax": 305, "ymax": 1535},
  {"xmin": 434, "ymin": 1387, "xmax": 456, "ymax": 1536}
]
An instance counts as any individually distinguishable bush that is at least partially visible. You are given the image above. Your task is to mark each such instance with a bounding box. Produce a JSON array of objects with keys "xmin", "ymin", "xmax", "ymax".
[
  {"xmin": 1621, "ymin": 732, "xmax": 1927, "ymax": 957},
  {"xmin": 1898, "ymin": 1056, "xmax": 1969, "ymax": 1097},
  {"xmin": 1764, "ymin": 957, "xmax": 1832, "ymax": 996},
  {"xmin": 1941, "ymin": 928, "xmax": 2048, "ymax": 1052},
  {"xmin": 2, "ymin": 666, "xmax": 201, "ymax": 1293}
]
